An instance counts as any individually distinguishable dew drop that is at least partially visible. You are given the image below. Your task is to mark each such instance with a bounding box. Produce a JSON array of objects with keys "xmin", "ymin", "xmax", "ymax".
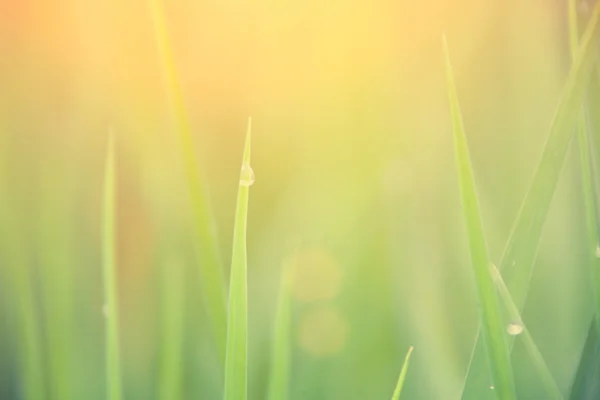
[
  {"xmin": 102, "ymin": 304, "xmax": 109, "ymax": 318},
  {"xmin": 239, "ymin": 162, "xmax": 255, "ymax": 187},
  {"xmin": 490, "ymin": 386, "xmax": 495, "ymax": 390},
  {"xmin": 596, "ymin": 244, "xmax": 600, "ymax": 259},
  {"xmin": 506, "ymin": 323, "xmax": 524, "ymax": 336}
]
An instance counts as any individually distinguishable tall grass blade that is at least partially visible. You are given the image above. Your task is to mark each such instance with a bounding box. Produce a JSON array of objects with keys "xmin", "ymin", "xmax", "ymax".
[
  {"xmin": 224, "ymin": 118, "xmax": 253, "ymax": 400},
  {"xmin": 267, "ymin": 251, "xmax": 297, "ymax": 400},
  {"xmin": 149, "ymin": 0, "xmax": 227, "ymax": 361},
  {"xmin": 461, "ymin": 2, "xmax": 600, "ymax": 397},
  {"xmin": 443, "ymin": 35, "xmax": 516, "ymax": 400},
  {"xmin": 490, "ymin": 264, "xmax": 563, "ymax": 399},
  {"xmin": 158, "ymin": 257, "xmax": 186, "ymax": 400},
  {"xmin": 390, "ymin": 346, "xmax": 414, "ymax": 400},
  {"xmin": 102, "ymin": 132, "xmax": 121, "ymax": 400}
]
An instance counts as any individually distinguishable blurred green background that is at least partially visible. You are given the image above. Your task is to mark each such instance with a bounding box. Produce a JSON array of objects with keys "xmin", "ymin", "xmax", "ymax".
[{"xmin": 0, "ymin": 0, "xmax": 598, "ymax": 399}]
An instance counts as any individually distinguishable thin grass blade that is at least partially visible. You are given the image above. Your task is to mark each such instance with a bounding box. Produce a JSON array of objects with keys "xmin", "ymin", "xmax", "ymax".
[
  {"xmin": 224, "ymin": 118, "xmax": 253, "ymax": 400},
  {"xmin": 461, "ymin": 3, "xmax": 600, "ymax": 397},
  {"xmin": 391, "ymin": 346, "xmax": 414, "ymax": 400},
  {"xmin": 267, "ymin": 251, "xmax": 297, "ymax": 400},
  {"xmin": 102, "ymin": 132, "xmax": 121, "ymax": 400},
  {"xmin": 443, "ymin": 36, "xmax": 516, "ymax": 399},
  {"xmin": 490, "ymin": 264, "xmax": 563, "ymax": 399},
  {"xmin": 149, "ymin": 0, "xmax": 227, "ymax": 361}
]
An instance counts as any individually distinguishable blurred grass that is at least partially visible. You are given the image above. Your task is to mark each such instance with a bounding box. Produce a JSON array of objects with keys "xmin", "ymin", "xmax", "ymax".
[
  {"xmin": 567, "ymin": 1, "xmax": 600, "ymax": 398},
  {"xmin": 569, "ymin": 0, "xmax": 600, "ymax": 327},
  {"xmin": 224, "ymin": 119, "xmax": 253, "ymax": 400},
  {"xmin": 149, "ymin": 0, "xmax": 228, "ymax": 362},
  {"xmin": 158, "ymin": 256, "xmax": 185, "ymax": 400},
  {"xmin": 267, "ymin": 249, "xmax": 296, "ymax": 400},
  {"xmin": 0, "ymin": 199, "xmax": 45, "ymax": 400},
  {"xmin": 103, "ymin": 132, "xmax": 122, "ymax": 400},
  {"xmin": 390, "ymin": 346, "xmax": 413, "ymax": 400},
  {"xmin": 444, "ymin": 35, "xmax": 516, "ymax": 399}
]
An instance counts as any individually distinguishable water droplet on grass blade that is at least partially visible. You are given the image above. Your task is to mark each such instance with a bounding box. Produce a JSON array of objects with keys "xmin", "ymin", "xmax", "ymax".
[
  {"xmin": 239, "ymin": 162, "xmax": 255, "ymax": 187},
  {"xmin": 596, "ymin": 244, "xmax": 600, "ymax": 258},
  {"xmin": 506, "ymin": 323, "xmax": 524, "ymax": 336},
  {"xmin": 103, "ymin": 304, "xmax": 109, "ymax": 318}
]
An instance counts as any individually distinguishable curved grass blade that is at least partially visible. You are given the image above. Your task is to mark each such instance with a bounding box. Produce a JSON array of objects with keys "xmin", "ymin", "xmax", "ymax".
[
  {"xmin": 267, "ymin": 250, "xmax": 297, "ymax": 400},
  {"xmin": 443, "ymin": 36, "xmax": 516, "ymax": 400},
  {"xmin": 224, "ymin": 118, "xmax": 253, "ymax": 400},
  {"xmin": 390, "ymin": 346, "xmax": 414, "ymax": 400},
  {"xmin": 149, "ymin": 0, "xmax": 227, "ymax": 361},
  {"xmin": 490, "ymin": 264, "xmax": 563, "ymax": 399},
  {"xmin": 461, "ymin": 3, "xmax": 600, "ymax": 397},
  {"xmin": 103, "ymin": 132, "xmax": 121, "ymax": 400},
  {"xmin": 158, "ymin": 257, "xmax": 186, "ymax": 400}
]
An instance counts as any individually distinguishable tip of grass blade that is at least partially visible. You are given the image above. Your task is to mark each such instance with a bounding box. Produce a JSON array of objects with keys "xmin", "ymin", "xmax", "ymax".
[{"xmin": 391, "ymin": 346, "xmax": 414, "ymax": 400}]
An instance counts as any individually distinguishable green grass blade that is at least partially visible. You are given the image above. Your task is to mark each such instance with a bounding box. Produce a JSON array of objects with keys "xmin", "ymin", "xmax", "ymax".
[
  {"xmin": 267, "ymin": 251, "xmax": 297, "ymax": 400},
  {"xmin": 224, "ymin": 118, "xmax": 253, "ymax": 400},
  {"xmin": 102, "ymin": 132, "xmax": 121, "ymax": 400},
  {"xmin": 149, "ymin": 0, "xmax": 227, "ymax": 361},
  {"xmin": 443, "ymin": 35, "xmax": 516, "ymax": 399},
  {"xmin": 461, "ymin": 3, "xmax": 600, "ymax": 397},
  {"xmin": 490, "ymin": 264, "xmax": 563, "ymax": 399},
  {"xmin": 390, "ymin": 346, "xmax": 414, "ymax": 400},
  {"xmin": 158, "ymin": 256, "xmax": 186, "ymax": 400}
]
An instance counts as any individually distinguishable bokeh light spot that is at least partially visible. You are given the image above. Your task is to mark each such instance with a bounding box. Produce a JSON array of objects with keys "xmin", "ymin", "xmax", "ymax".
[{"xmin": 298, "ymin": 307, "xmax": 348, "ymax": 358}]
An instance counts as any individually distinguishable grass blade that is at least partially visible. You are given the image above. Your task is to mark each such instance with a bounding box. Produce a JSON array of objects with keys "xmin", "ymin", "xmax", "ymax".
[
  {"xmin": 267, "ymin": 251, "xmax": 297, "ymax": 400},
  {"xmin": 224, "ymin": 118, "xmax": 253, "ymax": 400},
  {"xmin": 490, "ymin": 264, "xmax": 563, "ymax": 399},
  {"xmin": 390, "ymin": 346, "xmax": 414, "ymax": 400},
  {"xmin": 158, "ymin": 256, "xmax": 186, "ymax": 400},
  {"xmin": 443, "ymin": 35, "xmax": 516, "ymax": 399},
  {"xmin": 149, "ymin": 0, "xmax": 227, "ymax": 361},
  {"xmin": 461, "ymin": 2, "xmax": 600, "ymax": 397},
  {"xmin": 102, "ymin": 132, "xmax": 121, "ymax": 400}
]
